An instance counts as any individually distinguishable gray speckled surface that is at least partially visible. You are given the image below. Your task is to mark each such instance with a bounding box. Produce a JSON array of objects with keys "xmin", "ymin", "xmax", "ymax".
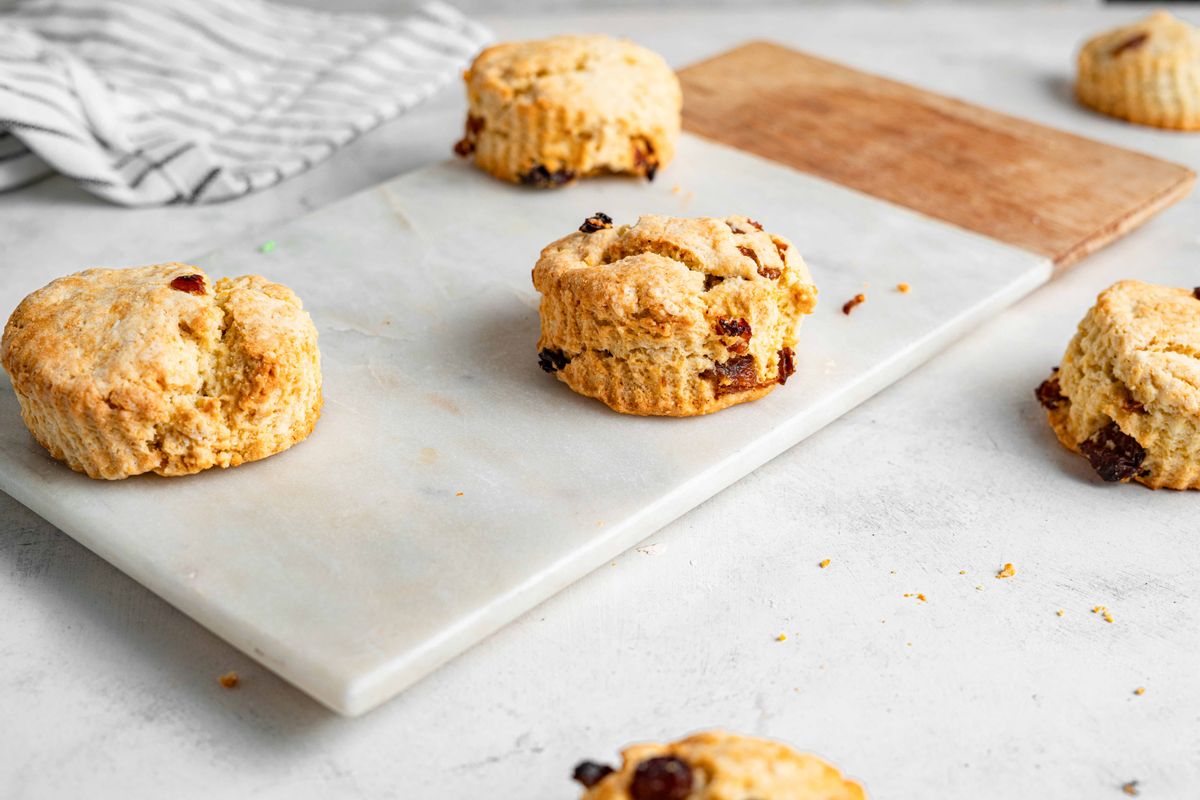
[{"xmin": 3, "ymin": 3, "xmax": 1200, "ymax": 799}]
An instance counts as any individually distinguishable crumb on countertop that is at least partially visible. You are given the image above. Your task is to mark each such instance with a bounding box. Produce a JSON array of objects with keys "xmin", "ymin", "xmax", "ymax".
[
  {"xmin": 1092, "ymin": 605, "xmax": 1114, "ymax": 623},
  {"xmin": 819, "ymin": 558, "xmax": 831, "ymax": 569},
  {"xmin": 996, "ymin": 563, "xmax": 1016, "ymax": 579},
  {"xmin": 1134, "ymin": 687, "xmax": 1146, "ymax": 696},
  {"xmin": 896, "ymin": 282, "xmax": 911, "ymax": 293},
  {"xmin": 1057, "ymin": 609, "xmax": 1065, "ymax": 617},
  {"xmin": 218, "ymin": 671, "xmax": 239, "ymax": 689},
  {"xmin": 455, "ymin": 491, "xmax": 464, "ymax": 497},
  {"xmin": 776, "ymin": 633, "xmax": 788, "ymax": 642},
  {"xmin": 1122, "ymin": 780, "xmax": 1139, "ymax": 796},
  {"xmin": 842, "ymin": 293, "xmax": 866, "ymax": 315}
]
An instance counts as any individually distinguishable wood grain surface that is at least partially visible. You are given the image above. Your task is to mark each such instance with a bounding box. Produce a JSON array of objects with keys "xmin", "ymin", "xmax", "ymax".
[{"xmin": 680, "ymin": 41, "xmax": 1195, "ymax": 269}]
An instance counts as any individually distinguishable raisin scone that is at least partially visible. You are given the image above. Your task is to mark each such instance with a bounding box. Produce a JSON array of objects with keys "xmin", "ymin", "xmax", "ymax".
[
  {"xmin": 1, "ymin": 264, "xmax": 321, "ymax": 480},
  {"xmin": 1036, "ymin": 280, "xmax": 1200, "ymax": 489},
  {"xmin": 533, "ymin": 214, "xmax": 818, "ymax": 416},
  {"xmin": 453, "ymin": 35, "xmax": 681, "ymax": 187},
  {"xmin": 572, "ymin": 730, "xmax": 866, "ymax": 800},
  {"xmin": 1076, "ymin": 11, "xmax": 1200, "ymax": 131}
]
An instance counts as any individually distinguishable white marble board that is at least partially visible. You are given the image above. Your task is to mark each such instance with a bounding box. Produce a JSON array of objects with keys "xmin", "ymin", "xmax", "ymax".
[{"xmin": 0, "ymin": 135, "xmax": 1050, "ymax": 715}]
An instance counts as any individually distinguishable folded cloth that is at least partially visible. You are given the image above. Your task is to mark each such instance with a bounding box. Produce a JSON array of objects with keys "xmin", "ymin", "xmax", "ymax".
[{"xmin": 0, "ymin": 0, "xmax": 490, "ymax": 205}]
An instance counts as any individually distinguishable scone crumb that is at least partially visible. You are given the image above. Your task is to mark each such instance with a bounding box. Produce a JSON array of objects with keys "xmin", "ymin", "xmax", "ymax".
[
  {"xmin": 1092, "ymin": 605, "xmax": 1115, "ymax": 623},
  {"xmin": 1122, "ymin": 780, "xmax": 1140, "ymax": 796},
  {"xmin": 1057, "ymin": 609, "xmax": 1065, "ymax": 617},
  {"xmin": 958, "ymin": 570, "xmax": 966, "ymax": 575},
  {"xmin": 455, "ymin": 491, "xmax": 464, "ymax": 497},
  {"xmin": 218, "ymin": 671, "xmax": 239, "ymax": 689},
  {"xmin": 896, "ymin": 282, "xmax": 911, "ymax": 293},
  {"xmin": 1134, "ymin": 686, "xmax": 1146, "ymax": 696},
  {"xmin": 818, "ymin": 558, "xmax": 831, "ymax": 569},
  {"xmin": 842, "ymin": 293, "xmax": 866, "ymax": 315},
  {"xmin": 776, "ymin": 633, "xmax": 788, "ymax": 642},
  {"xmin": 996, "ymin": 562, "xmax": 1016, "ymax": 579}
]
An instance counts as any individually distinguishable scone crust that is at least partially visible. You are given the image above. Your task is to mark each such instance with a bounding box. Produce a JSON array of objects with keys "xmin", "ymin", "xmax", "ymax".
[
  {"xmin": 581, "ymin": 730, "xmax": 865, "ymax": 800},
  {"xmin": 1, "ymin": 263, "xmax": 322, "ymax": 480},
  {"xmin": 533, "ymin": 215, "xmax": 818, "ymax": 416},
  {"xmin": 456, "ymin": 34, "xmax": 681, "ymax": 185},
  {"xmin": 1076, "ymin": 11, "xmax": 1200, "ymax": 130},
  {"xmin": 1045, "ymin": 280, "xmax": 1200, "ymax": 489}
]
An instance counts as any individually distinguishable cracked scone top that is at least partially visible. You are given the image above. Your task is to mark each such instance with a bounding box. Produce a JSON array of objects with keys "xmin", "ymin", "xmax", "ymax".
[
  {"xmin": 1, "ymin": 264, "xmax": 321, "ymax": 480},
  {"xmin": 572, "ymin": 730, "xmax": 866, "ymax": 800},
  {"xmin": 1037, "ymin": 280, "xmax": 1200, "ymax": 489},
  {"xmin": 533, "ymin": 214, "xmax": 818, "ymax": 416},
  {"xmin": 1076, "ymin": 11, "xmax": 1200, "ymax": 130},
  {"xmin": 454, "ymin": 35, "xmax": 681, "ymax": 187}
]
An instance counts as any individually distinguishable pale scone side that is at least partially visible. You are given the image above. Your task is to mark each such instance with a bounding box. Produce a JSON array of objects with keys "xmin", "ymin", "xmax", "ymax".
[
  {"xmin": 1076, "ymin": 11, "xmax": 1200, "ymax": 131},
  {"xmin": 0, "ymin": 264, "xmax": 321, "ymax": 480},
  {"xmin": 577, "ymin": 730, "xmax": 866, "ymax": 800},
  {"xmin": 1042, "ymin": 280, "xmax": 1200, "ymax": 489},
  {"xmin": 456, "ymin": 35, "xmax": 681, "ymax": 185},
  {"xmin": 533, "ymin": 215, "xmax": 817, "ymax": 416}
]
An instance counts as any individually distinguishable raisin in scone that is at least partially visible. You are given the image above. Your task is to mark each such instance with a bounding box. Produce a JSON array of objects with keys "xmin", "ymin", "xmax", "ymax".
[
  {"xmin": 1076, "ymin": 11, "xmax": 1200, "ymax": 131},
  {"xmin": 1, "ymin": 263, "xmax": 321, "ymax": 480},
  {"xmin": 533, "ymin": 214, "xmax": 817, "ymax": 416},
  {"xmin": 572, "ymin": 730, "xmax": 866, "ymax": 800},
  {"xmin": 1037, "ymin": 280, "xmax": 1200, "ymax": 489},
  {"xmin": 454, "ymin": 35, "xmax": 681, "ymax": 187}
]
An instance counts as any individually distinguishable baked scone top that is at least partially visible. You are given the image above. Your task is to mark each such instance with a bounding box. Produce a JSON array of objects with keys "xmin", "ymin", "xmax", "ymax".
[
  {"xmin": 1080, "ymin": 280, "xmax": 1200, "ymax": 415},
  {"xmin": 1080, "ymin": 11, "xmax": 1199, "ymax": 66},
  {"xmin": 464, "ymin": 34, "xmax": 681, "ymax": 121},
  {"xmin": 576, "ymin": 730, "xmax": 865, "ymax": 800},
  {"xmin": 533, "ymin": 214, "xmax": 816, "ymax": 352}
]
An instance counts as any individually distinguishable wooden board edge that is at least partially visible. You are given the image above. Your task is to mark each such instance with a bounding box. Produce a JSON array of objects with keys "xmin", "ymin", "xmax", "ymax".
[{"xmin": 1052, "ymin": 168, "xmax": 1197, "ymax": 271}]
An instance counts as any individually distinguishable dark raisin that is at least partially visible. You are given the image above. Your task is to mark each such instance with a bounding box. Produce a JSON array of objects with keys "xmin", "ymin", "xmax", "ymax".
[
  {"xmin": 466, "ymin": 114, "xmax": 485, "ymax": 136},
  {"xmin": 773, "ymin": 238, "xmax": 788, "ymax": 263},
  {"xmin": 572, "ymin": 761, "xmax": 615, "ymax": 789},
  {"xmin": 1079, "ymin": 421, "xmax": 1146, "ymax": 483},
  {"xmin": 842, "ymin": 293, "xmax": 866, "ymax": 315},
  {"xmin": 1035, "ymin": 374, "xmax": 1067, "ymax": 410},
  {"xmin": 169, "ymin": 274, "xmax": 205, "ymax": 294},
  {"xmin": 778, "ymin": 346, "xmax": 796, "ymax": 385},
  {"xmin": 632, "ymin": 138, "xmax": 658, "ymax": 181},
  {"xmin": 1112, "ymin": 33, "xmax": 1148, "ymax": 57},
  {"xmin": 453, "ymin": 115, "xmax": 485, "ymax": 158},
  {"xmin": 520, "ymin": 165, "xmax": 576, "ymax": 188},
  {"xmin": 715, "ymin": 317, "xmax": 752, "ymax": 340},
  {"xmin": 703, "ymin": 274, "xmax": 725, "ymax": 291},
  {"xmin": 630, "ymin": 757, "xmax": 693, "ymax": 800},
  {"xmin": 537, "ymin": 348, "xmax": 570, "ymax": 373},
  {"xmin": 1124, "ymin": 399, "xmax": 1146, "ymax": 414},
  {"xmin": 701, "ymin": 354, "xmax": 761, "ymax": 397},
  {"xmin": 1192, "ymin": 287, "xmax": 1200, "ymax": 301},
  {"xmin": 580, "ymin": 212, "xmax": 614, "ymax": 233},
  {"xmin": 737, "ymin": 245, "xmax": 757, "ymax": 262},
  {"xmin": 453, "ymin": 138, "xmax": 473, "ymax": 157},
  {"xmin": 739, "ymin": 245, "xmax": 780, "ymax": 279},
  {"xmin": 746, "ymin": 218, "xmax": 763, "ymax": 231},
  {"xmin": 727, "ymin": 218, "xmax": 762, "ymax": 235}
]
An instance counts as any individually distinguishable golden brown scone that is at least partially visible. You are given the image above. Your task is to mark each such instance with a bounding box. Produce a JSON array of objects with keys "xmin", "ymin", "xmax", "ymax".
[
  {"xmin": 572, "ymin": 730, "xmax": 866, "ymax": 800},
  {"xmin": 454, "ymin": 34, "xmax": 681, "ymax": 187},
  {"xmin": 1, "ymin": 263, "xmax": 321, "ymax": 480},
  {"xmin": 1037, "ymin": 280, "xmax": 1200, "ymax": 489},
  {"xmin": 533, "ymin": 214, "xmax": 817, "ymax": 416},
  {"xmin": 1076, "ymin": 11, "xmax": 1200, "ymax": 130}
]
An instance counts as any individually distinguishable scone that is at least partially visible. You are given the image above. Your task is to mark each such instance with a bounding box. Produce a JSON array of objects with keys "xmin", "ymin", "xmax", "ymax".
[
  {"xmin": 1076, "ymin": 11, "xmax": 1200, "ymax": 131},
  {"xmin": 572, "ymin": 730, "xmax": 866, "ymax": 800},
  {"xmin": 533, "ymin": 214, "xmax": 818, "ymax": 416},
  {"xmin": 1, "ymin": 263, "xmax": 321, "ymax": 480},
  {"xmin": 453, "ymin": 35, "xmax": 681, "ymax": 187},
  {"xmin": 1037, "ymin": 280, "xmax": 1200, "ymax": 489}
]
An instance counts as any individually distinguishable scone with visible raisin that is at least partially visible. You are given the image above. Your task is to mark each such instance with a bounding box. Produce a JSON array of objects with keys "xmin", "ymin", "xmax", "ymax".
[
  {"xmin": 1076, "ymin": 11, "xmax": 1200, "ymax": 130},
  {"xmin": 1037, "ymin": 280, "xmax": 1200, "ymax": 489},
  {"xmin": 454, "ymin": 35, "xmax": 681, "ymax": 187},
  {"xmin": 533, "ymin": 214, "xmax": 817, "ymax": 416},
  {"xmin": 1, "ymin": 263, "xmax": 321, "ymax": 480},
  {"xmin": 572, "ymin": 730, "xmax": 866, "ymax": 800}
]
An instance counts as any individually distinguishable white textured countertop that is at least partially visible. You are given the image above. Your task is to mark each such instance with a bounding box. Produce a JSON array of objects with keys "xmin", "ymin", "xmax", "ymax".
[{"xmin": 3, "ymin": 5, "xmax": 1199, "ymax": 799}]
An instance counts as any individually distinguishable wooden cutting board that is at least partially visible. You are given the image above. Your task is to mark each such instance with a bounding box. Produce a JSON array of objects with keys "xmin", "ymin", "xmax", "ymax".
[{"xmin": 679, "ymin": 42, "xmax": 1195, "ymax": 269}]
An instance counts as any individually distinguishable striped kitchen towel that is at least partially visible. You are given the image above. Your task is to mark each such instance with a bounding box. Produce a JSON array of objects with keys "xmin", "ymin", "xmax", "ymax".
[{"xmin": 0, "ymin": 0, "xmax": 490, "ymax": 205}]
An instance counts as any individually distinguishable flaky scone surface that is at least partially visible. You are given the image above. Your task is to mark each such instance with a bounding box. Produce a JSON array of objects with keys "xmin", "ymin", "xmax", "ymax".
[
  {"xmin": 1040, "ymin": 280, "xmax": 1200, "ymax": 489},
  {"xmin": 454, "ymin": 35, "xmax": 681, "ymax": 186},
  {"xmin": 1, "ymin": 263, "xmax": 322, "ymax": 480},
  {"xmin": 533, "ymin": 214, "xmax": 818, "ymax": 416},
  {"xmin": 1076, "ymin": 11, "xmax": 1200, "ymax": 130},
  {"xmin": 577, "ymin": 730, "xmax": 865, "ymax": 800}
]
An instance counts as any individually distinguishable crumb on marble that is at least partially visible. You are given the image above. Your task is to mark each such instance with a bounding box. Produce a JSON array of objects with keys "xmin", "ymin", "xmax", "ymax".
[
  {"xmin": 842, "ymin": 293, "xmax": 866, "ymax": 315},
  {"xmin": 1134, "ymin": 687, "xmax": 1146, "ymax": 696},
  {"xmin": 1057, "ymin": 609, "xmax": 1065, "ymax": 617},
  {"xmin": 896, "ymin": 282, "xmax": 911, "ymax": 293},
  {"xmin": 1122, "ymin": 780, "xmax": 1140, "ymax": 796},
  {"xmin": 996, "ymin": 563, "xmax": 1016, "ymax": 579},
  {"xmin": 819, "ymin": 558, "xmax": 831, "ymax": 569},
  {"xmin": 776, "ymin": 633, "xmax": 787, "ymax": 642},
  {"xmin": 218, "ymin": 671, "xmax": 239, "ymax": 689},
  {"xmin": 455, "ymin": 491, "xmax": 464, "ymax": 497},
  {"xmin": 1092, "ymin": 605, "xmax": 1114, "ymax": 623}
]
